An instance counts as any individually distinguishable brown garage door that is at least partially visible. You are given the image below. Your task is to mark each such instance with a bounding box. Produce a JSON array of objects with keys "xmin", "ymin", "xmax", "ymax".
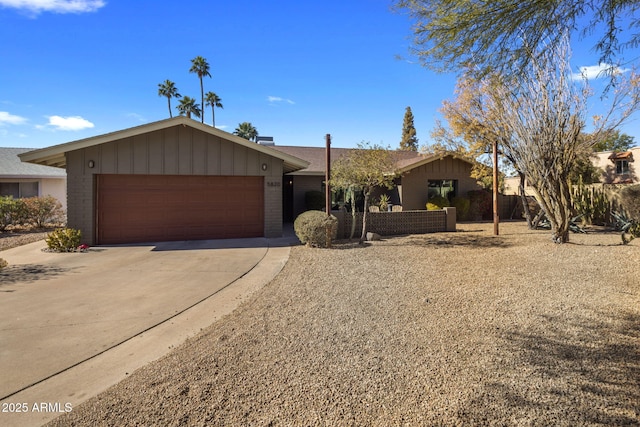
[{"xmin": 96, "ymin": 174, "xmax": 264, "ymax": 244}]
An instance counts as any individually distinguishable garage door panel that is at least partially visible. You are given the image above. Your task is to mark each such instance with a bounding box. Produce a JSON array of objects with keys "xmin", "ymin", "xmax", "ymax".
[{"xmin": 97, "ymin": 175, "xmax": 264, "ymax": 244}]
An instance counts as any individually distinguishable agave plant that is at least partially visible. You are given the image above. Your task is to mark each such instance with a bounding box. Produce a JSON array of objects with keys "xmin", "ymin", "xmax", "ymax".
[
  {"xmin": 537, "ymin": 214, "xmax": 586, "ymax": 234},
  {"xmin": 611, "ymin": 211, "xmax": 640, "ymax": 245}
]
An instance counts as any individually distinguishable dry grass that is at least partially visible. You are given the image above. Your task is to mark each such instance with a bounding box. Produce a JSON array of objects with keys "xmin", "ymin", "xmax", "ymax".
[{"xmin": 49, "ymin": 222, "xmax": 639, "ymax": 426}]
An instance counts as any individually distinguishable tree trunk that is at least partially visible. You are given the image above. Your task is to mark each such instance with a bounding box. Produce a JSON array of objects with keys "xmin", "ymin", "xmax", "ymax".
[
  {"xmin": 168, "ymin": 99, "xmax": 172, "ymax": 118},
  {"xmin": 200, "ymin": 79, "xmax": 205, "ymax": 124},
  {"xmin": 349, "ymin": 189, "xmax": 356, "ymax": 241},
  {"xmin": 518, "ymin": 172, "xmax": 534, "ymax": 228},
  {"xmin": 359, "ymin": 191, "xmax": 370, "ymax": 244},
  {"xmin": 532, "ymin": 178, "xmax": 572, "ymax": 243}
]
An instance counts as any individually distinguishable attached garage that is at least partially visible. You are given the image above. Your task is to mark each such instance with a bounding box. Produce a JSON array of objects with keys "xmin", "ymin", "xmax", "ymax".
[
  {"xmin": 96, "ymin": 174, "xmax": 264, "ymax": 244},
  {"xmin": 19, "ymin": 117, "xmax": 308, "ymax": 245}
]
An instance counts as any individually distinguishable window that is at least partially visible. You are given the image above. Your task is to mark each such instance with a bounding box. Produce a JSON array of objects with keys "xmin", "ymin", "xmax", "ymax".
[
  {"xmin": 428, "ymin": 179, "xmax": 457, "ymax": 200},
  {"xmin": 0, "ymin": 182, "xmax": 39, "ymax": 198},
  {"xmin": 615, "ymin": 160, "xmax": 630, "ymax": 174}
]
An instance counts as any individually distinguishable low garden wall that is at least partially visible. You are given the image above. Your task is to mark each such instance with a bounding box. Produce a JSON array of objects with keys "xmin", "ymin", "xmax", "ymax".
[{"xmin": 332, "ymin": 208, "xmax": 456, "ymax": 239}]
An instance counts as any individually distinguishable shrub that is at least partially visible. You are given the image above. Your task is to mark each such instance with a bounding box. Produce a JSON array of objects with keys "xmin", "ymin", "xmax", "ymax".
[
  {"xmin": 0, "ymin": 258, "xmax": 7, "ymax": 270},
  {"xmin": 20, "ymin": 196, "xmax": 66, "ymax": 228},
  {"xmin": 45, "ymin": 228, "xmax": 82, "ymax": 252},
  {"xmin": 294, "ymin": 210, "xmax": 338, "ymax": 248},
  {"xmin": 451, "ymin": 196, "xmax": 471, "ymax": 221},
  {"xmin": 619, "ymin": 184, "xmax": 640, "ymax": 221},
  {"xmin": 305, "ymin": 191, "xmax": 325, "ymax": 211},
  {"xmin": 426, "ymin": 195, "xmax": 449, "ymax": 210},
  {"xmin": 0, "ymin": 196, "xmax": 19, "ymax": 231},
  {"xmin": 467, "ymin": 190, "xmax": 492, "ymax": 220}
]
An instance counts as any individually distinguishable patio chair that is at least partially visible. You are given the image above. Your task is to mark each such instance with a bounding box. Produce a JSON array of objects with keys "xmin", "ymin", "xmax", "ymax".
[
  {"xmin": 392, "ymin": 205, "xmax": 403, "ymax": 212},
  {"xmin": 369, "ymin": 206, "xmax": 380, "ymax": 212}
]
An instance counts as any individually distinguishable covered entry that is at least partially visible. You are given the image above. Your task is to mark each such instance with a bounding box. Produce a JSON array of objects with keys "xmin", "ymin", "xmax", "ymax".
[{"xmin": 96, "ymin": 174, "xmax": 264, "ymax": 244}]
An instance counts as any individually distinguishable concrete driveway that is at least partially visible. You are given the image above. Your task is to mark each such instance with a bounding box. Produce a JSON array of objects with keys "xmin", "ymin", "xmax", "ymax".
[{"xmin": 0, "ymin": 234, "xmax": 295, "ymax": 425}]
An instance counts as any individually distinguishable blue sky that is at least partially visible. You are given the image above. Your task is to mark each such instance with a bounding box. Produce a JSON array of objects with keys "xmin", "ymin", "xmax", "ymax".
[{"xmin": 1, "ymin": 0, "xmax": 638, "ymax": 150}]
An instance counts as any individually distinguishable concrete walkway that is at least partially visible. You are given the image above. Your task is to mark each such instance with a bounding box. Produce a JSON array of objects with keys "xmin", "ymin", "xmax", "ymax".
[{"xmin": 0, "ymin": 230, "xmax": 298, "ymax": 427}]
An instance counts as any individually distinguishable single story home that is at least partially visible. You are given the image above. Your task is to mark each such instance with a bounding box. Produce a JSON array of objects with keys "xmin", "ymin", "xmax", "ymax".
[
  {"xmin": 20, "ymin": 117, "xmax": 309, "ymax": 245},
  {"xmin": 20, "ymin": 117, "xmax": 482, "ymax": 245},
  {"xmin": 270, "ymin": 145, "xmax": 481, "ymax": 220},
  {"xmin": 0, "ymin": 147, "xmax": 67, "ymax": 210}
]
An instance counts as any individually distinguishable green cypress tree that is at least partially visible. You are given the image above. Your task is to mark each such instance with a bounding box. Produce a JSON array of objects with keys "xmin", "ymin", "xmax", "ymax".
[{"xmin": 400, "ymin": 106, "xmax": 418, "ymax": 151}]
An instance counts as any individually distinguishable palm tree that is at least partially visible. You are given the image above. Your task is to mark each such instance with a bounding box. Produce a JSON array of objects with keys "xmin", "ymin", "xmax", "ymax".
[
  {"xmin": 204, "ymin": 91, "xmax": 223, "ymax": 127},
  {"xmin": 176, "ymin": 96, "xmax": 202, "ymax": 120},
  {"xmin": 189, "ymin": 56, "xmax": 211, "ymax": 124},
  {"xmin": 157, "ymin": 80, "xmax": 181, "ymax": 118},
  {"xmin": 234, "ymin": 122, "xmax": 258, "ymax": 141}
]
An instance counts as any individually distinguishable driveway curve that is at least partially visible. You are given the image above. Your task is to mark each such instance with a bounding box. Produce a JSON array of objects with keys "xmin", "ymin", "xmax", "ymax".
[{"xmin": 0, "ymin": 236, "xmax": 292, "ymax": 405}]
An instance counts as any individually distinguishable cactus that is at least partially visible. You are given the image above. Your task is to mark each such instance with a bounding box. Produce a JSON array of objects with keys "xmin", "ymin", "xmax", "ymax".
[{"xmin": 571, "ymin": 179, "xmax": 611, "ymax": 225}]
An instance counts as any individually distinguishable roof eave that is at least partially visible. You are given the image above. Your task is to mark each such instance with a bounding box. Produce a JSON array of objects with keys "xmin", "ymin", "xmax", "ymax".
[{"xmin": 18, "ymin": 116, "xmax": 310, "ymax": 173}]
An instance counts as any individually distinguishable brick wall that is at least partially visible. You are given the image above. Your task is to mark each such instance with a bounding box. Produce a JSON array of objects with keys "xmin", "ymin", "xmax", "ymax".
[{"xmin": 333, "ymin": 209, "xmax": 452, "ymax": 239}]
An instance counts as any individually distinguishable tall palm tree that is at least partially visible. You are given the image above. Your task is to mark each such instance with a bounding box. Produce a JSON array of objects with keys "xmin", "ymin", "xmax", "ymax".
[
  {"xmin": 157, "ymin": 80, "xmax": 181, "ymax": 118},
  {"xmin": 176, "ymin": 96, "xmax": 202, "ymax": 120},
  {"xmin": 204, "ymin": 91, "xmax": 223, "ymax": 127},
  {"xmin": 234, "ymin": 122, "xmax": 258, "ymax": 141},
  {"xmin": 189, "ymin": 56, "xmax": 211, "ymax": 124}
]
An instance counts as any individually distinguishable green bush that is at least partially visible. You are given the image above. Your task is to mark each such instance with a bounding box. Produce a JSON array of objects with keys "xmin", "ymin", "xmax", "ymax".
[
  {"xmin": 0, "ymin": 258, "xmax": 7, "ymax": 270},
  {"xmin": 619, "ymin": 184, "xmax": 640, "ymax": 221},
  {"xmin": 45, "ymin": 228, "xmax": 82, "ymax": 252},
  {"xmin": 451, "ymin": 196, "xmax": 471, "ymax": 221},
  {"xmin": 0, "ymin": 196, "xmax": 19, "ymax": 231},
  {"xmin": 426, "ymin": 195, "xmax": 450, "ymax": 210},
  {"xmin": 305, "ymin": 190, "xmax": 325, "ymax": 211},
  {"xmin": 294, "ymin": 210, "xmax": 338, "ymax": 248}
]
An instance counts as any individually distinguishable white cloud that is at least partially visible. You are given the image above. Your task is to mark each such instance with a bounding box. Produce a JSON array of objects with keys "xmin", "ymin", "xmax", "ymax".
[
  {"xmin": 0, "ymin": 0, "xmax": 105, "ymax": 14},
  {"xmin": 126, "ymin": 112, "xmax": 146, "ymax": 123},
  {"xmin": 572, "ymin": 63, "xmax": 630, "ymax": 81},
  {"xmin": 267, "ymin": 96, "xmax": 295, "ymax": 105},
  {"xmin": 0, "ymin": 111, "xmax": 27, "ymax": 125},
  {"xmin": 47, "ymin": 115, "xmax": 94, "ymax": 131}
]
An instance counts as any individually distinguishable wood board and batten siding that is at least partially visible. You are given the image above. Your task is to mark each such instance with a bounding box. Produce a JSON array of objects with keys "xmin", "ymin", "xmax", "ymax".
[{"xmin": 66, "ymin": 124, "xmax": 284, "ymax": 245}]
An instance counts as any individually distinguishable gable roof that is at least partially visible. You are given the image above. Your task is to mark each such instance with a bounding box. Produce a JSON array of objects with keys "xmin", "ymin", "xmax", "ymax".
[
  {"xmin": 18, "ymin": 117, "xmax": 310, "ymax": 174},
  {"xmin": 270, "ymin": 146, "xmax": 475, "ymax": 175},
  {"xmin": 0, "ymin": 147, "xmax": 67, "ymax": 179}
]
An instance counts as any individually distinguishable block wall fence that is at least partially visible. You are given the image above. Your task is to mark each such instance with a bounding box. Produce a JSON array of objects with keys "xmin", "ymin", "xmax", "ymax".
[{"xmin": 332, "ymin": 207, "xmax": 456, "ymax": 239}]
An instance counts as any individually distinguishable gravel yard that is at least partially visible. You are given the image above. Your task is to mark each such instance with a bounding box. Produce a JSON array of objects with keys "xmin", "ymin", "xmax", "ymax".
[
  {"xmin": 0, "ymin": 231, "xmax": 49, "ymax": 253},
  {"xmin": 45, "ymin": 222, "xmax": 639, "ymax": 426}
]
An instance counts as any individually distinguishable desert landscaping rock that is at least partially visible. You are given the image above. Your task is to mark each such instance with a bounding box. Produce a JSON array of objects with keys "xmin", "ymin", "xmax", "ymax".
[{"xmin": 36, "ymin": 222, "xmax": 640, "ymax": 425}]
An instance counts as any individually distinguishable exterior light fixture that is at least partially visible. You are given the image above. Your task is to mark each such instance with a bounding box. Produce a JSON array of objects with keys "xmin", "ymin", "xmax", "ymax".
[
  {"xmin": 88, "ymin": 160, "xmax": 95, "ymax": 168},
  {"xmin": 261, "ymin": 163, "xmax": 268, "ymax": 171}
]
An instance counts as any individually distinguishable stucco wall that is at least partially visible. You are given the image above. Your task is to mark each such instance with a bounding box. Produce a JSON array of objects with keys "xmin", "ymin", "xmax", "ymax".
[
  {"xmin": 291, "ymin": 175, "xmax": 324, "ymax": 219},
  {"xmin": 593, "ymin": 148, "xmax": 639, "ymax": 184},
  {"xmin": 66, "ymin": 125, "xmax": 284, "ymax": 244},
  {"xmin": 400, "ymin": 157, "xmax": 480, "ymax": 210}
]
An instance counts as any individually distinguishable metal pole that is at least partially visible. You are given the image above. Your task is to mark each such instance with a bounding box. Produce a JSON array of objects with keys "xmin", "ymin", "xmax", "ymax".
[
  {"xmin": 325, "ymin": 134, "xmax": 331, "ymax": 215},
  {"xmin": 493, "ymin": 139, "xmax": 499, "ymax": 235}
]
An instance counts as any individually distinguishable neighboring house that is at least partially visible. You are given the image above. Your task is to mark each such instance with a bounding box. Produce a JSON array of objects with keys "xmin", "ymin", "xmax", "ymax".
[
  {"xmin": 592, "ymin": 146, "xmax": 639, "ymax": 184},
  {"xmin": 270, "ymin": 146, "xmax": 481, "ymax": 220},
  {"xmin": 504, "ymin": 146, "xmax": 640, "ymax": 195},
  {"xmin": 20, "ymin": 117, "xmax": 308, "ymax": 245},
  {"xmin": 0, "ymin": 147, "xmax": 67, "ymax": 210}
]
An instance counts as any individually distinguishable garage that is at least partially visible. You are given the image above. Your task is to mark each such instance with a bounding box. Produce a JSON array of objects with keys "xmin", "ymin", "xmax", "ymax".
[
  {"xmin": 18, "ymin": 117, "xmax": 309, "ymax": 245},
  {"xmin": 97, "ymin": 174, "xmax": 264, "ymax": 244}
]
